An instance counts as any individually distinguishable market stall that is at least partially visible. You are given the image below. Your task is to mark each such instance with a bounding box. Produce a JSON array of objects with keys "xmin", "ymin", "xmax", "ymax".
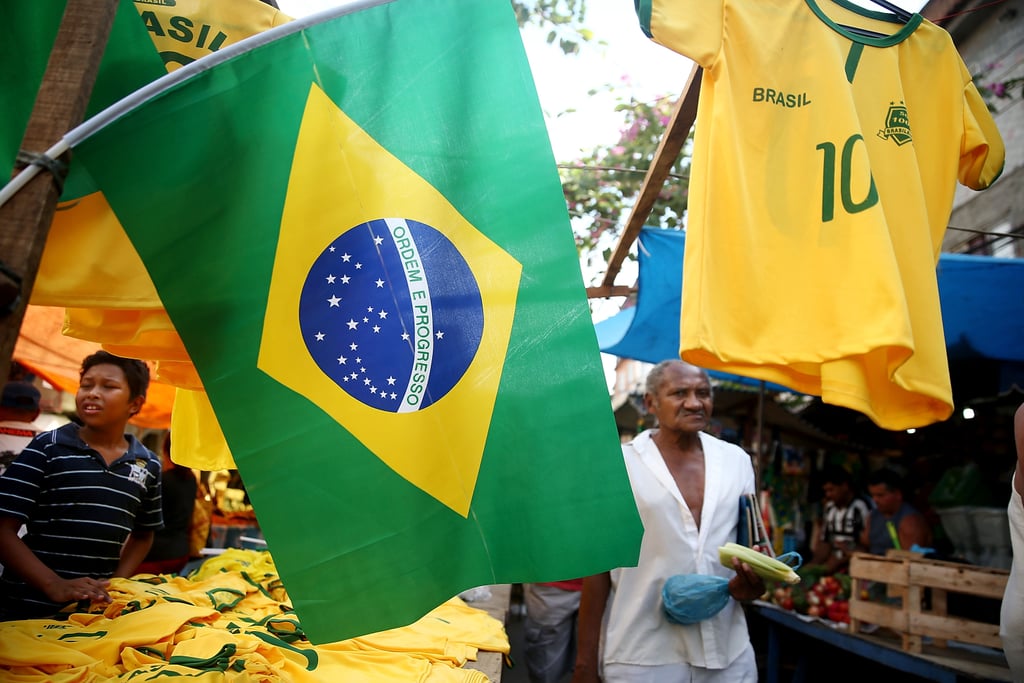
[
  {"xmin": 750, "ymin": 601, "xmax": 1012, "ymax": 682},
  {"xmin": 751, "ymin": 550, "xmax": 1013, "ymax": 681},
  {"xmin": 463, "ymin": 585, "xmax": 511, "ymax": 682}
]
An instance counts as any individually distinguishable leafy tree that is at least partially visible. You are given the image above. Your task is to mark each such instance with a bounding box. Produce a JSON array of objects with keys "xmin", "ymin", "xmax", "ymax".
[
  {"xmin": 559, "ymin": 91, "xmax": 693, "ymax": 276},
  {"xmin": 512, "ymin": 0, "xmax": 593, "ymax": 54},
  {"xmin": 511, "ymin": 1, "xmax": 695, "ymax": 278}
]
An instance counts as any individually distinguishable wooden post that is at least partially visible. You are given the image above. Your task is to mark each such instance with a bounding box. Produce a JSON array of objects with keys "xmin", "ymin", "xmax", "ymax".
[
  {"xmin": 0, "ymin": 0, "xmax": 119, "ymax": 382},
  {"xmin": 594, "ymin": 63, "xmax": 702, "ymax": 295}
]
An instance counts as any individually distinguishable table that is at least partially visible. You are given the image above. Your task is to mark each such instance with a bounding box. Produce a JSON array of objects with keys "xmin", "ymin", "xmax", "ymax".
[
  {"xmin": 207, "ymin": 514, "xmax": 262, "ymax": 549},
  {"xmin": 463, "ymin": 584, "xmax": 511, "ymax": 682},
  {"xmin": 750, "ymin": 602, "xmax": 1012, "ymax": 682}
]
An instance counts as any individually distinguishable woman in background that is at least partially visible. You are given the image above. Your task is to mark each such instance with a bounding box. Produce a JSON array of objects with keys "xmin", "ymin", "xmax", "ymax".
[{"xmin": 137, "ymin": 435, "xmax": 197, "ymax": 576}]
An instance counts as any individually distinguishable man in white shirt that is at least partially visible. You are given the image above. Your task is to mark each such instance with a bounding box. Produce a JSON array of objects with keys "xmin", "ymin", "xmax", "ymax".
[
  {"xmin": 0, "ymin": 382, "xmax": 41, "ymax": 474},
  {"xmin": 573, "ymin": 360, "xmax": 763, "ymax": 683}
]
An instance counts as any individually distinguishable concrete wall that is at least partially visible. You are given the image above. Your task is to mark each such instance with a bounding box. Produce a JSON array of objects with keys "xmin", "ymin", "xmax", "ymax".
[{"xmin": 925, "ymin": 0, "xmax": 1024, "ymax": 254}]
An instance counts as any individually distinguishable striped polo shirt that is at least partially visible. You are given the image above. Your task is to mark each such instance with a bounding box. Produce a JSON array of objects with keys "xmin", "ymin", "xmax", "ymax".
[
  {"xmin": 822, "ymin": 496, "xmax": 872, "ymax": 547},
  {"xmin": 0, "ymin": 423, "xmax": 163, "ymax": 619}
]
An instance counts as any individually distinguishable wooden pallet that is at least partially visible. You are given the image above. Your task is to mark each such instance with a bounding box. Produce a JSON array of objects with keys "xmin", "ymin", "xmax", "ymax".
[{"xmin": 848, "ymin": 550, "xmax": 1009, "ymax": 654}]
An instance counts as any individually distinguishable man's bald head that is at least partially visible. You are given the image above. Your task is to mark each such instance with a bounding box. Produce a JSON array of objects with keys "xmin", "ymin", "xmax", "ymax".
[{"xmin": 645, "ymin": 360, "xmax": 711, "ymax": 398}]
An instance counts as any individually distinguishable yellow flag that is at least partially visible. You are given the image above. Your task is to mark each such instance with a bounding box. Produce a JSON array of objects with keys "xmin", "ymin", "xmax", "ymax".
[
  {"xmin": 26, "ymin": 0, "xmax": 290, "ymax": 468},
  {"xmin": 32, "ymin": 0, "xmax": 292, "ymax": 310}
]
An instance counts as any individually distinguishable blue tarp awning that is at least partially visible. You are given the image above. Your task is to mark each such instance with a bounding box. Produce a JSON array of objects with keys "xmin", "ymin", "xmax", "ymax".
[{"xmin": 595, "ymin": 227, "xmax": 1024, "ymax": 396}]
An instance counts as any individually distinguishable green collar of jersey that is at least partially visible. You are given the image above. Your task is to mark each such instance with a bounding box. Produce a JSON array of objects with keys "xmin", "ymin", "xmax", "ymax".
[{"xmin": 806, "ymin": 0, "xmax": 924, "ymax": 46}]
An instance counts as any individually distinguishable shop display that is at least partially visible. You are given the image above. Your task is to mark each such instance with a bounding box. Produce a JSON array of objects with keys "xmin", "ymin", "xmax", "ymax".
[
  {"xmin": 637, "ymin": 0, "xmax": 1005, "ymax": 429},
  {"xmin": 848, "ymin": 550, "xmax": 1009, "ymax": 653},
  {"xmin": 0, "ymin": 549, "xmax": 509, "ymax": 681},
  {"xmin": 766, "ymin": 566, "xmax": 852, "ymax": 625}
]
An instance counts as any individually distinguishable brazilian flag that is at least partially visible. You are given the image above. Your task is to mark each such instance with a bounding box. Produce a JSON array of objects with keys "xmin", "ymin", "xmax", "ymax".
[
  {"xmin": 70, "ymin": 0, "xmax": 642, "ymax": 642},
  {"xmin": 1, "ymin": 1, "xmax": 164, "ymax": 189}
]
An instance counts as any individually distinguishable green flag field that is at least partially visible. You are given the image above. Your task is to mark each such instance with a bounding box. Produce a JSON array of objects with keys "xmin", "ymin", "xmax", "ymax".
[{"xmin": 65, "ymin": 0, "xmax": 643, "ymax": 642}]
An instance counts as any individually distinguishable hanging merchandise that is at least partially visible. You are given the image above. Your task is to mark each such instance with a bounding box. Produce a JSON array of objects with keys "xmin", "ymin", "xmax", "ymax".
[{"xmin": 634, "ymin": 0, "xmax": 1005, "ymax": 430}]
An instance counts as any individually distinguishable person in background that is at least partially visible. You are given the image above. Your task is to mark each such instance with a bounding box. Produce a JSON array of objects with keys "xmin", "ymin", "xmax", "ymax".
[
  {"xmin": 1000, "ymin": 402, "xmax": 1024, "ymax": 677},
  {"xmin": 523, "ymin": 579, "xmax": 583, "ymax": 683},
  {"xmin": 573, "ymin": 360, "xmax": 763, "ymax": 683},
  {"xmin": 860, "ymin": 468, "xmax": 932, "ymax": 556},
  {"xmin": 807, "ymin": 466, "xmax": 871, "ymax": 574},
  {"xmin": 0, "ymin": 351, "xmax": 163, "ymax": 620},
  {"xmin": 0, "ymin": 382, "xmax": 42, "ymax": 474},
  {"xmin": 137, "ymin": 435, "xmax": 197, "ymax": 576}
]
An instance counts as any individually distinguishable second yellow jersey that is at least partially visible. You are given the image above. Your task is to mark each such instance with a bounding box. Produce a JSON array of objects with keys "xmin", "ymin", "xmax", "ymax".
[{"xmin": 637, "ymin": 0, "xmax": 1005, "ymax": 429}]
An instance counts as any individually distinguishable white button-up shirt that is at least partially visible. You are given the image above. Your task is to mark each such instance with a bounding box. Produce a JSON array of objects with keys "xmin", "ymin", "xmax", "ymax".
[{"xmin": 604, "ymin": 430, "xmax": 756, "ymax": 670}]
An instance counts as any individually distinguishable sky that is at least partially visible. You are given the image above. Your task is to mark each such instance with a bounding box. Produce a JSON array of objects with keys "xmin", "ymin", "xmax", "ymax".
[
  {"xmin": 274, "ymin": 1, "xmax": 927, "ymax": 159},
  {"xmin": 274, "ymin": 0, "xmax": 693, "ymax": 160}
]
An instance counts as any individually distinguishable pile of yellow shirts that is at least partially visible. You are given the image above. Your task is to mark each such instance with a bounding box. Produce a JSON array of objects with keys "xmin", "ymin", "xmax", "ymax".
[{"xmin": 0, "ymin": 550, "xmax": 509, "ymax": 682}]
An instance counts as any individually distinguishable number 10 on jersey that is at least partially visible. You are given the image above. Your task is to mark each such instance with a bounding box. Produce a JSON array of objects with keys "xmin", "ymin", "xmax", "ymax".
[{"xmin": 816, "ymin": 134, "xmax": 879, "ymax": 222}]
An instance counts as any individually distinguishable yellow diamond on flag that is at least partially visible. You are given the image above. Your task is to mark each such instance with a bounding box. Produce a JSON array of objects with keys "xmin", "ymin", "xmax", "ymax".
[{"xmin": 258, "ymin": 84, "xmax": 521, "ymax": 517}]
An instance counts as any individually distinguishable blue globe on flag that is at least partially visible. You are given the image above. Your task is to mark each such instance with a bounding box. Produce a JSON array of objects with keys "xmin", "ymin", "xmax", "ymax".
[{"xmin": 299, "ymin": 218, "xmax": 484, "ymax": 412}]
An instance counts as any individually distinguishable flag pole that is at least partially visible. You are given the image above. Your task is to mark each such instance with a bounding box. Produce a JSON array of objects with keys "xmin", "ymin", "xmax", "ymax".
[
  {"xmin": 0, "ymin": 0, "xmax": 119, "ymax": 383},
  {"xmin": 586, "ymin": 63, "xmax": 702, "ymax": 299}
]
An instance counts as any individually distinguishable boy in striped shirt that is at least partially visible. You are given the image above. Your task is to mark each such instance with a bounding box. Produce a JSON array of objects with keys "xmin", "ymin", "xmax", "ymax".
[
  {"xmin": 0, "ymin": 352, "xmax": 162, "ymax": 620},
  {"xmin": 809, "ymin": 466, "xmax": 871, "ymax": 575}
]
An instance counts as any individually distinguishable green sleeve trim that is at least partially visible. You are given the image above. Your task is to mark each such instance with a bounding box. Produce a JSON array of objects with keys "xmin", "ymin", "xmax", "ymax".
[
  {"xmin": 634, "ymin": 0, "xmax": 653, "ymax": 39},
  {"xmin": 133, "ymin": 646, "xmax": 169, "ymax": 660},
  {"xmin": 58, "ymin": 630, "xmax": 109, "ymax": 641},
  {"xmin": 248, "ymin": 631, "xmax": 318, "ymax": 671},
  {"xmin": 239, "ymin": 571, "xmax": 275, "ymax": 599},
  {"xmin": 162, "ymin": 596, "xmax": 193, "ymax": 605},
  {"xmin": 168, "ymin": 643, "xmax": 237, "ymax": 671},
  {"xmin": 984, "ymin": 160, "xmax": 1005, "ymax": 188},
  {"xmin": 262, "ymin": 617, "xmax": 304, "ymax": 642},
  {"xmin": 123, "ymin": 667, "xmax": 186, "ymax": 680},
  {"xmin": 206, "ymin": 587, "xmax": 247, "ymax": 611}
]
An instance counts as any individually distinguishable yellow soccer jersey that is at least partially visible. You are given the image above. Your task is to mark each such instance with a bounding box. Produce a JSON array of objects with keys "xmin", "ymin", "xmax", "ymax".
[
  {"xmin": 636, "ymin": 0, "xmax": 1004, "ymax": 429},
  {"xmin": 135, "ymin": 0, "xmax": 292, "ymax": 70}
]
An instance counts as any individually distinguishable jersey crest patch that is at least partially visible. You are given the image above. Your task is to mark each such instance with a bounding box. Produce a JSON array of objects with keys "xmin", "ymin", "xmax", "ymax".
[{"xmin": 878, "ymin": 101, "xmax": 912, "ymax": 146}]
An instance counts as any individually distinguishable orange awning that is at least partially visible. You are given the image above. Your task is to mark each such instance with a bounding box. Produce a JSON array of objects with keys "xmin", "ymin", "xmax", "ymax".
[{"xmin": 14, "ymin": 305, "xmax": 173, "ymax": 430}]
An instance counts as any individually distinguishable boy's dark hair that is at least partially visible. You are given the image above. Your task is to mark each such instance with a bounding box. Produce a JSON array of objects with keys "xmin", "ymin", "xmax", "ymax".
[
  {"xmin": 821, "ymin": 465, "xmax": 853, "ymax": 487},
  {"xmin": 80, "ymin": 351, "xmax": 151, "ymax": 399},
  {"xmin": 867, "ymin": 467, "xmax": 904, "ymax": 492}
]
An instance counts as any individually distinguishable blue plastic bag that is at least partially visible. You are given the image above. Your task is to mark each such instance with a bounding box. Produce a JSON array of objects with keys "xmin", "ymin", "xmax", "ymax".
[{"xmin": 661, "ymin": 574, "xmax": 731, "ymax": 625}]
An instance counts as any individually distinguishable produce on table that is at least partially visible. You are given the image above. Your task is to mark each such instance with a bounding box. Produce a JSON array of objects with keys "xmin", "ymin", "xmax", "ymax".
[
  {"xmin": 718, "ymin": 543, "xmax": 801, "ymax": 584},
  {"xmin": 768, "ymin": 568, "xmax": 852, "ymax": 624}
]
